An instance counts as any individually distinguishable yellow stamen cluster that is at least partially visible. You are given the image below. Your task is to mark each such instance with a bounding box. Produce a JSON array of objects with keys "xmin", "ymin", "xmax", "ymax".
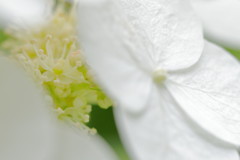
[{"xmin": 2, "ymin": 4, "xmax": 112, "ymax": 133}]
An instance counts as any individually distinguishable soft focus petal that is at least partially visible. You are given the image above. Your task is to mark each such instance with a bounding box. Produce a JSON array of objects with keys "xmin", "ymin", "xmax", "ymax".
[
  {"xmin": 0, "ymin": 57, "xmax": 56, "ymax": 160},
  {"xmin": 77, "ymin": 0, "xmax": 152, "ymax": 113},
  {"xmin": 115, "ymin": 85, "xmax": 239, "ymax": 160},
  {"xmin": 0, "ymin": 57, "xmax": 117, "ymax": 160},
  {"xmin": 191, "ymin": 0, "xmax": 240, "ymax": 50},
  {"xmin": 0, "ymin": 0, "xmax": 53, "ymax": 28},
  {"xmin": 167, "ymin": 41, "xmax": 240, "ymax": 146},
  {"xmin": 51, "ymin": 124, "xmax": 118, "ymax": 160}
]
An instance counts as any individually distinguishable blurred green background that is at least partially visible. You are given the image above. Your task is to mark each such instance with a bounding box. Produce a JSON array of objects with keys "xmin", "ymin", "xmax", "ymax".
[
  {"xmin": 89, "ymin": 106, "xmax": 130, "ymax": 160},
  {"xmin": 0, "ymin": 29, "xmax": 8, "ymax": 44}
]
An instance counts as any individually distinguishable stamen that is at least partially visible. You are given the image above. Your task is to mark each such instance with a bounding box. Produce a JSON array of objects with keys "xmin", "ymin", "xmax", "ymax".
[
  {"xmin": 2, "ymin": 3, "xmax": 113, "ymax": 133},
  {"xmin": 61, "ymin": 38, "xmax": 70, "ymax": 59}
]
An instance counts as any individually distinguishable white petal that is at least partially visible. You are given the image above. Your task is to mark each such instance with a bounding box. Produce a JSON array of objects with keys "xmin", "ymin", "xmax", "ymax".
[
  {"xmin": 78, "ymin": 0, "xmax": 203, "ymax": 72},
  {"xmin": 0, "ymin": 57, "xmax": 117, "ymax": 160},
  {"xmin": 0, "ymin": 57, "xmax": 56, "ymax": 159},
  {"xmin": 118, "ymin": 0, "xmax": 204, "ymax": 71},
  {"xmin": 167, "ymin": 41, "xmax": 240, "ymax": 146},
  {"xmin": 77, "ymin": 0, "xmax": 152, "ymax": 113},
  {"xmin": 51, "ymin": 123, "xmax": 118, "ymax": 160},
  {"xmin": 115, "ymin": 85, "xmax": 239, "ymax": 160},
  {"xmin": 190, "ymin": 0, "xmax": 240, "ymax": 50},
  {"xmin": 0, "ymin": 0, "xmax": 52, "ymax": 28}
]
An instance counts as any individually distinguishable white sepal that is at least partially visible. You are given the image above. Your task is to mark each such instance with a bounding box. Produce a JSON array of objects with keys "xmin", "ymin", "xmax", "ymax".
[
  {"xmin": 115, "ymin": 85, "xmax": 239, "ymax": 160},
  {"xmin": 167, "ymin": 41, "xmax": 240, "ymax": 146}
]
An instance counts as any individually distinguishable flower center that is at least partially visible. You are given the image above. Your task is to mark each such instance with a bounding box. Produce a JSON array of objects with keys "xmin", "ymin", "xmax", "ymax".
[{"xmin": 152, "ymin": 68, "xmax": 167, "ymax": 83}]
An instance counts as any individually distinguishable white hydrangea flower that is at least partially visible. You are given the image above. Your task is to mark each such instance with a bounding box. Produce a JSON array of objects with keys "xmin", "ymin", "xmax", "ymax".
[
  {"xmin": 190, "ymin": 0, "xmax": 240, "ymax": 50},
  {"xmin": 0, "ymin": 57, "xmax": 117, "ymax": 160},
  {"xmin": 77, "ymin": 0, "xmax": 240, "ymax": 159}
]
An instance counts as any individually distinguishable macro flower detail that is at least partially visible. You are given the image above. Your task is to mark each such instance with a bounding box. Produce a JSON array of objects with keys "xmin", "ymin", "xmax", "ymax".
[
  {"xmin": 2, "ymin": 4, "xmax": 112, "ymax": 132},
  {"xmin": 77, "ymin": 0, "xmax": 240, "ymax": 159},
  {"xmin": 78, "ymin": 0, "xmax": 203, "ymax": 113}
]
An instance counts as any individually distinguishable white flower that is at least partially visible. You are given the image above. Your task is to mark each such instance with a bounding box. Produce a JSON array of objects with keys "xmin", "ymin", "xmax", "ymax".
[
  {"xmin": 190, "ymin": 0, "xmax": 240, "ymax": 50},
  {"xmin": 0, "ymin": 57, "xmax": 117, "ymax": 160},
  {"xmin": 0, "ymin": 0, "xmax": 53, "ymax": 28},
  {"xmin": 77, "ymin": 0, "xmax": 240, "ymax": 159}
]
